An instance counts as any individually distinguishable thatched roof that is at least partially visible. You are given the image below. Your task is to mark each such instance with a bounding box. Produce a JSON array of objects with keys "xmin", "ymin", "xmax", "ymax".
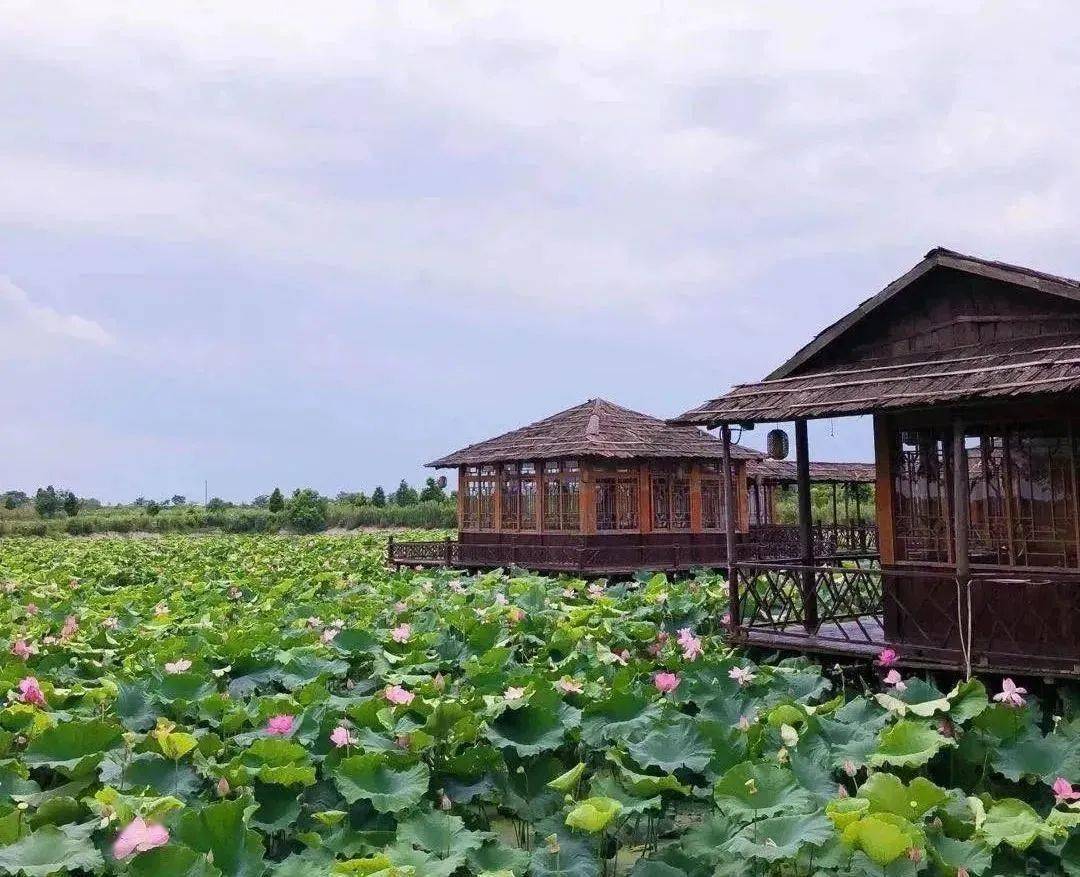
[
  {"xmin": 747, "ymin": 459, "xmax": 876, "ymax": 485},
  {"xmin": 428, "ymin": 399, "xmax": 760, "ymax": 468},
  {"xmin": 673, "ymin": 248, "xmax": 1080, "ymax": 425}
]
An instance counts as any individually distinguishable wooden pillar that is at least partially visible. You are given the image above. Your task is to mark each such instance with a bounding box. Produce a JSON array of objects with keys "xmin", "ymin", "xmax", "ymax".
[
  {"xmin": 873, "ymin": 416, "xmax": 896, "ymax": 566},
  {"xmin": 689, "ymin": 462, "xmax": 703, "ymax": 531},
  {"xmin": 493, "ymin": 464, "xmax": 503, "ymax": 532},
  {"xmin": 580, "ymin": 462, "xmax": 596, "ymax": 535},
  {"xmin": 831, "ymin": 483, "xmax": 838, "ymax": 529},
  {"xmin": 721, "ymin": 425, "xmax": 739, "ymax": 632},
  {"xmin": 735, "ymin": 462, "xmax": 749, "ymax": 532},
  {"xmin": 456, "ymin": 467, "xmax": 465, "ymax": 530},
  {"xmin": 535, "ymin": 462, "xmax": 544, "ymax": 532},
  {"xmin": 638, "ymin": 463, "xmax": 652, "ymax": 534},
  {"xmin": 795, "ymin": 419, "xmax": 818, "ymax": 632},
  {"xmin": 952, "ymin": 416, "xmax": 972, "ymax": 678}
]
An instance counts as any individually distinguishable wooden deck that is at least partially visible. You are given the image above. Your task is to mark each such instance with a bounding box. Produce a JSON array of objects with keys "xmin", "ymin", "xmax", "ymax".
[{"xmin": 738, "ymin": 616, "xmax": 884, "ymax": 659}]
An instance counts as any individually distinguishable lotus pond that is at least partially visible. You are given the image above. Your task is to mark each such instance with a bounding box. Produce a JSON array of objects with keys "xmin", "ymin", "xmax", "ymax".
[{"xmin": 0, "ymin": 534, "xmax": 1079, "ymax": 876}]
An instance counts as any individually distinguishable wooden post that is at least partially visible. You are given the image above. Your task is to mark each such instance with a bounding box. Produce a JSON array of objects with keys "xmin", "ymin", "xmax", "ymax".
[
  {"xmin": 456, "ymin": 467, "xmax": 465, "ymax": 529},
  {"xmin": 721, "ymin": 425, "xmax": 739, "ymax": 632},
  {"xmin": 952, "ymin": 416, "xmax": 972, "ymax": 678},
  {"xmin": 736, "ymin": 462, "xmax": 749, "ymax": 532},
  {"xmin": 795, "ymin": 419, "xmax": 818, "ymax": 632},
  {"xmin": 444, "ymin": 536, "xmax": 453, "ymax": 567},
  {"xmin": 493, "ymin": 464, "xmax": 503, "ymax": 532},
  {"xmin": 1069, "ymin": 422, "xmax": 1080, "ymax": 568},
  {"xmin": 873, "ymin": 416, "xmax": 896, "ymax": 565},
  {"xmin": 387, "ymin": 534, "xmax": 395, "ymax": 567},
  {"xmin": 535, "ymin": 462, "xmax": 544, "ymax": 532},
  {"xmin": 580, "ymin": 462, "xmax": 596, "ymax": 535}
]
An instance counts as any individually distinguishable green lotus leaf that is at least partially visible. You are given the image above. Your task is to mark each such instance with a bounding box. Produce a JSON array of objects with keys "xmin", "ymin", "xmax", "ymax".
[
  {"xmin": 176, "ymin": 798, "xmax": 266, "ymax": 877},
  {"xmin": 27, "ymin": 796, "xmax": 81, "ymax": 830},
  {"xmin": 869, "ymin": 719, "xmax": 953, "ymax": 768},
  {"xmin": 725, "ymin": 813, "xmax": 832, "ymax": 862},
  {"xmin": 252, "ymin": 781, "xmax": 302, "ymax": 832},
  {"xmin": 101, "ymin": 752, "xmax": 200, "ymax": 798},
  {"xmin": 486, "ymin": 691, "xmax": 580, "ymax": 756},
  {"xmin": 580, "ymin": 690, "xmax": 660, "ymax": 747},
  {"xmin": 116, "ymin": 680, "xmax": 158, "ymax": 731},
  {"xmin": 565, "ymin": 796, "xmax": 623, "ymax": 833},
  {"xmin": 679, "ymin": 812, "xmax": 735, "ymax": 864},
  {"xmin": 841, "ymin": 812, "xmax": 923, "ymax": 866},
  {"xmin": 606, "ymin": 753, "xmax": 691, "ymax": 798},
  {"xmin": 153, "ymin": 671, "xmax": 217, "ymax": 702},
  {"xmin": 626, "ymin": 720, "xmax": 712, "ymax": 774},
  {"xmin": 0, "ymin": 824, "xmax": 103, "ymax": 876},
  {"xmin": 23, "ymin": 720, "xmax": 122, "ymax": 775},
  {"xmin": 979, "ymin": 798, "xmax": 1053, "ymax": 850},
  {"xmin": 826, "ymin": 796, "xmax": 869, "ymax": 830},
  {"xmin": 992, "ymin": 729, "xmax": 1080, "ymax": 783},
  {"xmin": 547, "ymin": 762, "xmax": 586, "ymax": 792},
  {"xmin": 466, "ymin": 840, "xmax": 530, "ymax": 877},
  {"xmin": 159, "ymin": 731, "xmax": 199, "ymax": 761},
  {"xmin": 946, "ymin": 678, "xmax": 989, "ymax": 724},
  {"xmin": 332, "ymin": 754, "xmax": 430, "ymax": 813},
  {"xmin": 529, "ymin": 830, "xmax": 600, "ymax": 877},
  {"xmin": 926, "ymin": 830, "xmax": 992, "ymax": 876},
  {"xmin": 128, "ymin": 844, "xmax": 224, "ymax": 877},
  {"xmin": 856, "ymin": 772, "xmax": 947, "ymax": 819},
  {"xmin": 713, "ymin": 762, "xmax": 812, "ymax": 820},
  {"xmin": 397, "ymin": 811, "xmax": 483, "ymax": 863}
]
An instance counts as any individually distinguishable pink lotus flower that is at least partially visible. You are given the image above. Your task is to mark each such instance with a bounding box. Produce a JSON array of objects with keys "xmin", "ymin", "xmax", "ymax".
[
  {"xmin": 507, "ymin": 607, "xmax": 524, "ymax": 624},
  {"xmin": 24, "ymin": 603, "xmax": 38, "ymax": 616},
  {"xmin": 654, "ymin": 672, "xmax": 680, "ymax": 694},
  {"xmin": 102, "ymin": 617, "xmax": 119, "ymax": 630},
  {"xmin": 729, "ymin": 666, "xmax": 756, "ymax": 687},
  {"xmin": 164, "ymin": 659, "xmax": 191, "ymax": 674},
  {"xmin": 330, "ymin": 725, "xmax": 357, "ymax": 748},
  {"xmin": 1053, "ymin": 777, "xmax": 1080, "ymax": 805},
  {"xmin": 837, "ymin": 784, "xmax": 849, "ymax": 798},
  {"xmin": 843, "ymin": 760, "xmax": 857, "ymax": 777},
  {"xmin": 938, "ymin": 718, "xmax": 955, "ymax": 738},
  {"xmin": 648, "ymin": 631, "xmax": 670, "ymax": 656},
  {"xmin": 384, "ymin": 685, "xmax": 415, "ymax": 706},
  {"xmin": 956, "ymin": 869, "xmax": 970, "ymax": 877},
  {"xmin": 60, "ymin": 615, "xmax": 78, "ymax": 640},
  {"xmin": 112, "ymin": 817, "xmax": 169, "ymax": 860},
  {"xmin": 394, "ymin": 601, "xmax": 408, "ymax": 613},
  {"xmin": 306, "ymin": 617, "xmax": 321, "ymax": 628},
  {"xmin": 555, "ymin": 677, "xmax": 583, "ymax": 695},
  {"xmin": 216, "ymin": 777, "xmax": 231, "ymax": 797},
  {"xmin": 884, "ymin": 669, "xmax": 906, "ymax": 691},
  {"xmin": 321, "ymin": 628, "xmax": 338, "ymax": 643},
  {"xmin": 504, "ymin": 686, "xmax": 526, "ymax": 702},
  {"xmin": 395, "ymin": 734, "xmax": 411, "ymax": 749},
  {"xmin": 494, "ymin": 593, "xmax": 508, "ymax": 606},
  {"xmin": 877, "ymin": 648, "xmax": 898, "ymax": 667},
  {"xmin": 680, "ymin": 635, "xmax": 704, "ymax": 662},
  {"xmin": 266, "ymin": 714, "xmax": 295, "ymax": 735},
  {"xmin": 737, "ymin": 715, "xmax": 751, "ymax": 731},
  {"xmin": 994, "ymin": 678, "xmax": 1027, "ymax": 707},
  {"xmin": 721, "ymin": 612, "xmax": 732, "ymax": 626},
  {"xmin": 432, "ymin": 673, "xmax": 446, "ymax": 691},
  {"xmin": 614, "ymin": 649, "xmax": 630, "ymax": 666},
  {"xmin": 390, "ymin": 624, "xmax": 411, "ymax": 644},
  {"xmin": 10, "ymin": 640, "xmax": 31, "ymax": 661},
  {"xmin": 449, "ymin": 581, "xmax": 466, "ymax": 594},
  {"xmin": 18, "ymin": 677, "xmax": 45, "ymax": 707},
  {"xmin": 587, "ymin": 583, "xmax": 605, "ymax": 599},
  {"xmin": 228, "ymin": 586, "xmax": 242, "ymax": 600}
]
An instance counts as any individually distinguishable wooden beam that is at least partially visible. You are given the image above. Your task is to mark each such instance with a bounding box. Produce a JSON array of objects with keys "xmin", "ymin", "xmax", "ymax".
[{"xmin": 952, "ymin": 416, "xmax": 972, "ymax": 679}]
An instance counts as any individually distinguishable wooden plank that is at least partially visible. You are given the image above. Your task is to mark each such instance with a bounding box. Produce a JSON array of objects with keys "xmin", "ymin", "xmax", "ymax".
[
  {"xmin": 689, "ymin": 462, "xmax": 703, "ymax": 531},
  {"xmin": 952, "ymin": 416, "xmax": 972, "ymax": 679},
  {"xmin": 638, "ymin": 463, "xmax": 652, "ymax": 535}
]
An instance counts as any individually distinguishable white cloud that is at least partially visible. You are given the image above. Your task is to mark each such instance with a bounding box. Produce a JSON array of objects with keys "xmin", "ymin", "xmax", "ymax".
[{"xmin": 0, "ymin": 276, "xmax": 113, "ymax": 348}]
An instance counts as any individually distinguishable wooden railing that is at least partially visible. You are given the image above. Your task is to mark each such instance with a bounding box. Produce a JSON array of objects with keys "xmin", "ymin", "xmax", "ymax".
[{"xmin": 742, "ymin": 522, "xmax": 877, "ymax": 561}]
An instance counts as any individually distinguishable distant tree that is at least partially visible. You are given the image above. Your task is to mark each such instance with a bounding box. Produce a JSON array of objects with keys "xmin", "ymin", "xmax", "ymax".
[
  {"xmin": 146, "ymin": 500, "xmax": 161, "ymax": 516},
  {"xmin": 171, "ymin": 495, "xmax": 186, "ymax": 507},
  {"xmin": 252, "ymin": 494, "xmax": 270, "ymax": 508},
  {"xmin": 419, "ymin": 477, "xmax": 447, "ymax": 503},
  {"xmin": 206, "ymin": 497, "xmax": 228, "ymax": 511},
  {"xmin": 336, "ymin": 491, "xmax": 369, "ymax": 505},
  {"xmin": 371, "ymin": 486, "xmax": 387, "ymax": 508},
  {"xmin": 286, "ymin": 488, "xmax": 327, "ymax": 533},
  {"xmin": 267, "ymin": 488, "xmax": 285, "ymax": 513},
  {"xmin": 133, "ymin": 496, "xmax": 148, "ymax": 508},
  {"xmin": 62, "ymin": 492, "xmax": 80, "ymax": 517},
  {"xmin": 2, "ymin": 490, "xmax": 29, "ymax": 509},
  {"xmin": 393, "ymin": 479, "xmax": 419, "ymax": 506},
  {"xmin": 34, "ymin": 486, "xmax": 61, "ymax": 519}
]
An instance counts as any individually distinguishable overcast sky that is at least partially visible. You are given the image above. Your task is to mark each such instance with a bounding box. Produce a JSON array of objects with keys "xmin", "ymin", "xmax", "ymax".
[{"xmin": 3, "ymin": 2, "xmax": 1080, "ymax": 502}]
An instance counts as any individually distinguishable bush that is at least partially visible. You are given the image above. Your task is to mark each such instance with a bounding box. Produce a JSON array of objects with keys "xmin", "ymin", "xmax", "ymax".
[
  {"xmin": 267, "ymin": 488, "xmax": 285, "ymax": 513},
  {"xmin": 286, "ymin": 489, "xmax": 327, "ymax": 533}
]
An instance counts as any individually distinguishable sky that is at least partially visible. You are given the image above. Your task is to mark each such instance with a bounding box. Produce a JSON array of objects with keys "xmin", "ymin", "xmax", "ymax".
[{"xmin": 3, "ymin": 2, "xmax": 1080, "ymax": 502}]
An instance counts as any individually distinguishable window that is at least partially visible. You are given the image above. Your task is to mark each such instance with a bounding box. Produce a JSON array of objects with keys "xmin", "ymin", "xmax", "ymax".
[
  {"xmin": 652, "ymin": 465, "xmax": 690, "ymax": 530},
  {"xmin": 461, "ymin": 465, "xmax": 497, "ymax": 530},
  {"xmin": 595, "ymin": 466, "xmax": 639, "ymax": 530},
  {"xmin": 893, "ymin": 429, "xmax": 950, "ymax": 562},
  {"xmin": 542, "ymin": 460, "xmax": 580, "ymax": 530},
  {"xmin": 501, "ymin": 463, "xmax": 538, "ymax": 530}
]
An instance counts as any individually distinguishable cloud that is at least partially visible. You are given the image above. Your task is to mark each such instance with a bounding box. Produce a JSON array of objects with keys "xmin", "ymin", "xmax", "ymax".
[{"xmin": 0, "ymin": 277, "xmax": 113, "ymax": 347}]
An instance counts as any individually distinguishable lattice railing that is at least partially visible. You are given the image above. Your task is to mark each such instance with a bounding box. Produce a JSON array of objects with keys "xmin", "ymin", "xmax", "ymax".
[
  {"xmin": 388, "ymin": 538, "xmax": 458, "ymax": 567},
  {"xmin": 731, "ymin": 561, "xmax": 884, "ymax": 645}
]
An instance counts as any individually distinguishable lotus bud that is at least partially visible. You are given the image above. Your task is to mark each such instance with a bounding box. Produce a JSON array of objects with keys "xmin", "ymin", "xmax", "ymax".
[
  {"xmin": 843, "ymin": 760, "xmax": 857, "ymax": 777},
  {"xmin": 837, "ymin": 785, "xmax": 848, "ymax": 798},
  {"xmin": 906, "ymin": 847, "xmax": 922, "ymax": 863},
  {"xmin": 439, "ymin": 793, "xmax": 451, "ymax": 810},
  {"xmin": 216, "ymin": 777, "xmax": 230, "ymax": 797}
]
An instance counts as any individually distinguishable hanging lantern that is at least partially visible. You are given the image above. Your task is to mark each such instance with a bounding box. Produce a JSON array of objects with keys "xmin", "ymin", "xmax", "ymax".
[
  {"xmin": 436, "ymin": 475, "xmax": 447, "ymax": 489},
  {"xmin": 767, "ymin": 429, "xmax": 790, "ymax": 460}
]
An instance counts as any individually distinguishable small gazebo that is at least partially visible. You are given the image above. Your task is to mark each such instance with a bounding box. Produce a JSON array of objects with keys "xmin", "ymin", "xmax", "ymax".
[{"xmin": 393, "ymin": 399, "xmax": 759, "ymax": 574}]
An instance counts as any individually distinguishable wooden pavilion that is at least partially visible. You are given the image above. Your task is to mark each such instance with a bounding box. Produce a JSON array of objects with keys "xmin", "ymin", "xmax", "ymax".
[
  {"xmin": 673, "ymin": 247, "xmax": 1080, "ymax": 678},
  {"xmin": 393, "ymin": 399, "xmax": 759, "ymax": 574}
]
